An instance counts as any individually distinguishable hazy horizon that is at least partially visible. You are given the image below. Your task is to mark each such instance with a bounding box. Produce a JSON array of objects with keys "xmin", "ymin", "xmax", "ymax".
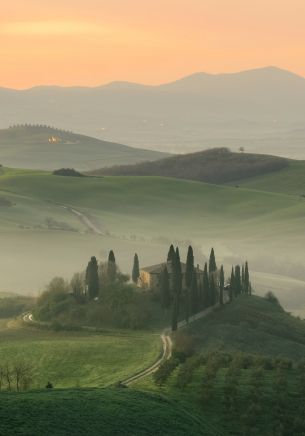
[
  {"xmin": 0, "ymin": 65, "xmax": 304, "ymax": 91},
  {"xmin": 1, "ymin": 0, "xmax": 305, "ymax": 89}
]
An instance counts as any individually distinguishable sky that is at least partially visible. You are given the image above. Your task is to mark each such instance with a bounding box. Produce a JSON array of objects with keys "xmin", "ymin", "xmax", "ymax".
[{"xmin": 0, "ymin": 0, "xmax": 304, "ymax": 88}]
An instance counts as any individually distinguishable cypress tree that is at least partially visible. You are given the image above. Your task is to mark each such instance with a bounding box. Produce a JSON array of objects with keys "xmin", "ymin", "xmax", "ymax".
[
  {"xmin": 241, "ymin": 265, "xmax": 245, "ymax": 294},
  {"xmin": 183, "ymin": 287, "xmax": 190, "ymax": 324},
  {"xmin": 86, "ymin": 256, "xmax": 99, "ymax": 300},
  {"xmin": 202, "ymin": 262, "xmax": 210, "ymax": 308},
  {"xmin": 107, "ymin": 250, "xmax": 116, "ymax": 282},
  {"xmin": 209, "ymin": 273, "xmax": 217, "ymax": 306},
  {"xmin": 171, "ymin": 296, "xmax": 179, "ymax": 331},
  {"xmin": 185, "ymin": 245, "xmax": 195, "ymax": 320},
  {"xmin": 185, "ymin": 245, "xmax": 195, "ymax": 289},
  {"xmin": 190, "ymin": 273, "xmax": 199, "ymax": 315},
  {"xmin": 174, "ymin": 247, "xmax": 182, "ymax": 296},
  {"xmin": 132, "ymin": 253, "xmax": 140, "ymax": 284},
  {"xmin": 167, "ymin": 244, "xmax": 175, "ymax": 262},
  {"xmin": 219, "ymin": 265, "xmax": 225, "ymax": 305},
  {"xmin": 171, "ymin": 247, "xmax": 182, "ymax": 331},
  {"xmin": 160, "ymin": 266, "xmax": 171, "ymax": 310},
  {"xmin": 209, "ymin": 248, "xmax": 217, "ymax": 273},
  {"xmin": 198, "ymin": 282, "xmax": 204, "ymax": 309},
  {"xmin": 234, "ymin": 265, "xmax": 242, "ymax": 296},
  {"xmin": 230, "ymin": 267, "xmax": 235, "ymax": 302},
  {"xmin": 244, "ymin": 262, "xmax": 250, "ymax": 295}
]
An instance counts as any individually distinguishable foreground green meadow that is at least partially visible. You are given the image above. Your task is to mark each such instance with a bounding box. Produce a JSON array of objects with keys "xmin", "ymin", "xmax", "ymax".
[
  {"xmin": 0, "ymin": 388, "xmax": 211, "ymax": 436},
  {"xmin": 0, "ymin": 320, "xmax": 160, "ymax": 388}
]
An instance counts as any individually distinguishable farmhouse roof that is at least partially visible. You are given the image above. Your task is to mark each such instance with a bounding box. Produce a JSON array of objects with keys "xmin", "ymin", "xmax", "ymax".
[{"xmin": 141, "ymin": 262, "xmax": 203, "ymax": 274}]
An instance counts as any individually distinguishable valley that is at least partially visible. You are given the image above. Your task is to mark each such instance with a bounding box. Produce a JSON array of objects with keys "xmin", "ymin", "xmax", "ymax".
[{"xmin": 1, "ymin": 165, "xmax": 305, "ymax": 316}]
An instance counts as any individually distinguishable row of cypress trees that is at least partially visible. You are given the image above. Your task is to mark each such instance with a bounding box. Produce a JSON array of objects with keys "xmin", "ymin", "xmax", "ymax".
[
  {"xmin": 86, "ymin": 248, "xmax": 251, "ymax": 331},
  {"xmin": 157, "ymin": 245, "xmax": 251, "ymax": 331}
]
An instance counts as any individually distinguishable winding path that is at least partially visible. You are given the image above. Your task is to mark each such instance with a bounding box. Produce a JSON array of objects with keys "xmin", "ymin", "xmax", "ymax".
[
  {"xmin": 62, "ymin": 206, "xmax": 105, "ymax": 235},
  {"xmin": 22, "ymin": 305, "xmax": 217, "ymax": 387},
  {"xmin": 122, "ymin": 305, "xmax": 217, "ymax": 386}
]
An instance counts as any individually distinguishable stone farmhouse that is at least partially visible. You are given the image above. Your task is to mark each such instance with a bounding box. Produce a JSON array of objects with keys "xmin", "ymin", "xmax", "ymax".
[{"xmin": 139, "ymin": 261, "xmax": 204, "ymax": 291}]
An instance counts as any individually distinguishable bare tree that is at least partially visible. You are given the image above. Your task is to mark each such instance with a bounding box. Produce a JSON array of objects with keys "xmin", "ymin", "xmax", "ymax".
[
  {"xmin": 0, "ymin": 365, "xmax": 5, "ymax": 391},
  {"xmin": 13, "ymin": 361, "xmax": 33, "ymax": 391},
  {"xmin": 5, "ymin": 364, "xmax": 14, "ymax": 391}
]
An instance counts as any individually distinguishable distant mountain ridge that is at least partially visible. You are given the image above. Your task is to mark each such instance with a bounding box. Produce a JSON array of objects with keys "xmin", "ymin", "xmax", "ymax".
[{"xmin": 1, "ymin": 67, "xmax": 305, "ymax": 158}]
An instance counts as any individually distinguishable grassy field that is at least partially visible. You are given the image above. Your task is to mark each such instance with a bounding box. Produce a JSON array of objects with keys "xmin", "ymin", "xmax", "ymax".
[
  {"xmin": 1, "ymin": 168, "xmax": 305, "ymax": 315},
  {"xmin": 228, "ymin": 160, "xmax": 305, "ymax": 196},
  {"xmin": 0, "ymin": 388, "xmax": 213, "ymax": 436},
  {"xmin": 0, "ymin": 320, "xmax": 160, "ymax": 388}
]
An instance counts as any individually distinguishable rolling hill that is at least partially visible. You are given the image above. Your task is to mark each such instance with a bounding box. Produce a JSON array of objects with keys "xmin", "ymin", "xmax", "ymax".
[
  {"xmin": 187, "ymin": 295, "xmax": 305, "ymax": 360},
  {"xmin": 0, "ymin": 125, "xmax": 167, "ymax": 170},
  {"xmin": 1, "ymin": 168, "xmax": 305, "ymax": 318},
  {"xmin": 227, "ymin": 160, "xmax": 305, "ymax": 196},
  {"xmin": 90, "ymin": 148, "xmax": 289, "ymax": 184},
  {"xmin": 1, "ymin": 67, "xmax": 305, "ymax": 157},
  {"xmin": 138, "ymin": 296, "xmax": 305, "ymax": 436}
]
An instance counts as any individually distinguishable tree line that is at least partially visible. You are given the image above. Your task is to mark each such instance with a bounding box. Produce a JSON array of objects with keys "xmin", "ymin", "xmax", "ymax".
[
  {"xmin": 68, "ymin": 246, "xmax": 251, "ymax": 331},
  {"xmin": 0, "ymin": 361, "xmax": 33, "ymax": 391},
  {"xmin": 151, "ymin": 245, "xmax": 251, "ymax": 331},
  {"xmin": 36, "ymin": 246, "xmax": 250, "ymax": 331}
]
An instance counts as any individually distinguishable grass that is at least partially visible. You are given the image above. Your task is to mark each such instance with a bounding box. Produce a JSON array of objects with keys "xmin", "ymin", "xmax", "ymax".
[
  {"xmin": 143, "ymin": 361, "xmax": 304, "ymax": 436},
  {"xmin": 135, "ymin": 296, "xmax": 305, "ymax": 435},
  {"xmin": 185, "ymin": 296, "xmax": 305, "ymax": 360},
  {"xmin": 2, "ymin": 168, "xmax": 305, "ymax": 316},
  {"xmin": 228, "ymin": 160, "xmax": 305, "ymax": 196},
  {"xmin": 0, "ymin": 388, "xmax": 211, "ymax": 436},
  {"xmin": 0, "ymin": 320, "xmax": 161, "ymax": 388}
]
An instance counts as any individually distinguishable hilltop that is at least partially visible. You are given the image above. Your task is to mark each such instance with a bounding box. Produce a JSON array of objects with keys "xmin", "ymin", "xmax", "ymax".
[
  {"xmin": 186, "ymin": 295, "xmax": 305, "ymax": 360},
  {"xmin": 0, "ymin": 125, "xmax": 167, "ymax": 171},
  {"xmin": 90, "ymin": 148, "xmax": 288, "ymax": 184},
  {"xmin": 1, "ymin": 67, "xmax": 305, "ymax": 157}
]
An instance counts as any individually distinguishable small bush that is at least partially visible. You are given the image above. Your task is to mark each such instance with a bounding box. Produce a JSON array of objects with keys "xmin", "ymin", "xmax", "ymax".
[
  {"xmin": 53, "ymin": 168, "xmax": 85, "ymax": 177},
  {"xmin": 264, "ymin": 291, "xmax": 280, "ymax": 305},
  {"xmin": 153, "ymin": 358, "xmax": 180, "ymax": 386}
]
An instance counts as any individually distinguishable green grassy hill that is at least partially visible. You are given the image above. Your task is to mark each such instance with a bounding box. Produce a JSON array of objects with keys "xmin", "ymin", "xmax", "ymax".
[
  {"xmin": 91, "ymin": 148, "xmax": 288, "ymax": 184},
  {"xmin": 186, "ymin": 296, "xmax": 305, "ymax": 360},
  {"xmin": 0, "ymin": 388, "xmax": 211, "ymax": 436},
  {"xmin": 0, "ymin": 320, "xmax": 160, "ymax": 388},
  {"xmin": 1, "ymin": 168, "xmax": 305, "ymax": 315},
  {"xmin": 136, "ymin": 296, "xmax": 305, "ymax": 435},
  {"xmin": 0, "ymin": 125, "xmax": 167, "ymax": 171},
  {"xmin": 228, "ymin": 160, "xmax": 305, "ymax": 196}
]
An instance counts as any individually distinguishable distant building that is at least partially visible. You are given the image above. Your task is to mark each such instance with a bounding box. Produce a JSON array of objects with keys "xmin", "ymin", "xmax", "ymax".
[
  {"xmin": 48, "ymin": 136, "xmax": 62, "ymax": 144},
  {"xmin": 139, "ymin": 261, "xmax": 204, "ymax": 291}
]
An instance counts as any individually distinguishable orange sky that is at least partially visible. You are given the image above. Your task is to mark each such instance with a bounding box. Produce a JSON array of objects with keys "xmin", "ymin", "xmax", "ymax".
[{"xmin": 1, "ymin": 0, "xmax": 304, "ymax": 88}]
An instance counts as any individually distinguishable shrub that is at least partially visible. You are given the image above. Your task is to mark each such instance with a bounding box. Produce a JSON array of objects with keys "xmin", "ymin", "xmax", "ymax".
[
  {"xmin": 53, "ymin": 168, "xmax": 85, "ymax": 177},
  {"xmin": 153, "ymin": 358, "xmax": 180, "ymax": 386},
  {"xmin": 264, "ymin": 291, "xmax": 280, "ymax": 305},
  {"xmin": 173, "ymin": 333, "xmax": 195, "ymax": 361}
]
